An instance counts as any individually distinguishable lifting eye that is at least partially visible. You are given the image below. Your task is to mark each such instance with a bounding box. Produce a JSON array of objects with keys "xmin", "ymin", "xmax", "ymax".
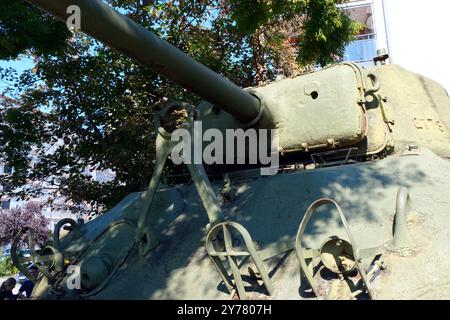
[{"xmin": 311, "ymin": 91, "xmax": 319, "ymax": 100}]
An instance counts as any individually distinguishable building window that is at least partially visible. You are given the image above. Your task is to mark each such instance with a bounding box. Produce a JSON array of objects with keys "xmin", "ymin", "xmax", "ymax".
[
  {"xmin": 0, "ymin": 184, "xmax": 11, "ymax": 192},
  {"xmin": 341, "ymin": 2, "xmax": 377, "ymax": 65},
  {"xmin": 1, "ymin": 200, "xmax": 11, "ymax": 210},
  {"xmin": 3, "ymin": 165, "xmax": 12, "ymax": 174}
]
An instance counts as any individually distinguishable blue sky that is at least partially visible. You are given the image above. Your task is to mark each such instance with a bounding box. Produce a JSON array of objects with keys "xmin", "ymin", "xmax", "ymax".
[
  {"xmin": 0, "ymin": 57, "xmax": 34, "ymax": 74},
  {"xmin": 0, "ymin": 57, "xmax": 34, "ymax": 98}
]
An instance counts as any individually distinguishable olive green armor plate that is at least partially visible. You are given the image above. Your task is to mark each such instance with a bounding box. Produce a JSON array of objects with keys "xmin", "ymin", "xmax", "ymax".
[{"xmin": 31, "ymin": 147, "xmax": 450, "ymax": 300}]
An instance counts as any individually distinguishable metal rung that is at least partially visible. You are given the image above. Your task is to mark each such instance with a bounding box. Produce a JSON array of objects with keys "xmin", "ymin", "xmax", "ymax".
[
  {"xmin": 311, "ymin": 148, "xmax": 358, "ymax": 168},
  {"xmin": 209, "ymin": 251, "xmax": 251, "ymax": 257}
]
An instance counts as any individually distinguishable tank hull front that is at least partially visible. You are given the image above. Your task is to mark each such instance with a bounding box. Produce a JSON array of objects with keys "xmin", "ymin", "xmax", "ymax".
[{"xmin": 32, "ymin": 147, "xmax": 450, "ymax": 300}]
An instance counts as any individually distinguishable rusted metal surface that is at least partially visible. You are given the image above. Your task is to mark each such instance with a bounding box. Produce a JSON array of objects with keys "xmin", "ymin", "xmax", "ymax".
[
  {"xmin": 205, "ymin": 222, "xmax": 274, "ymax": 300},
  {"xmin": 295, "ymin": 199, "xmax": 383, "ymax": 299}
]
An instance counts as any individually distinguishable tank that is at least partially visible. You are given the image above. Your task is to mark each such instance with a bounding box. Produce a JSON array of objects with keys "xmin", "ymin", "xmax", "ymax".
[{"xmin": 11, "ymin": 0, "xmax": 450, "ymax": 300}]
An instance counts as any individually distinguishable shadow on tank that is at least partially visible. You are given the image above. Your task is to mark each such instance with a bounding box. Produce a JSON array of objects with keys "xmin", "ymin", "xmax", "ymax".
[{"xmin": 84, "ymin": 151, "xmax": 431, "ymax": 300}]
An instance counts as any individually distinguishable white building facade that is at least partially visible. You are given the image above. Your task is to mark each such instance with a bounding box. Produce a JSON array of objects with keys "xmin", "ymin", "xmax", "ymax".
[
  {"xmin": 341, "ymin": 0, "xmax": 450, "ymax": 93},
  {"xmin": 1, "ymin": 161, "xmax": 115, "ymax": 230},
  {"xmin": 1, "ymin": 161, "xmax": 75, "ymax": 230}
]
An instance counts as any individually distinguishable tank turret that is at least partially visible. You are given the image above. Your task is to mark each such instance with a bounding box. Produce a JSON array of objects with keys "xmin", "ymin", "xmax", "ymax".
[{"xmin": 24, "ymin": 0, "xmax": 450, "ymax": 159}]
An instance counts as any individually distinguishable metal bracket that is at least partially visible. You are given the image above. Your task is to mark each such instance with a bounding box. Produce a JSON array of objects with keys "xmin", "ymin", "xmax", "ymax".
[
  {"xmin": 11, "ymin": 227, "xmax": 62, "ymax": 284},
  {"xmin": 136, "ymin": 101, "xmax": 222, "ymax": 256},
  {"xmin": 136, "ymin": 102, "xmax": 195, "ymax": 256},
  {"xmin": 311, "ymin": 148, "xmax": 358, "ymax": 168},
  {"xmin": 206, "ymin": 221, "xmax": 274, "ymax": 300},
  {"xmin": 136, "ymin": 126, "xmax": 176, "ymax": 256},
  {"xmin": 187, "ymin": 163, "xmax": 222, "ymax": 227},
  {"xmin": 295, "ymin": 199, "xmax": 384, "ymax": 299},
  {"xmin": 53, "ymin": 218, "xmax": 80, "ymax": 252}
]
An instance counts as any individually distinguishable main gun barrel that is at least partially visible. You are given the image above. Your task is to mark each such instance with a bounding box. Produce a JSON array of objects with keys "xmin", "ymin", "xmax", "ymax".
[{"xmin": 25, "ymin": 0, "xmax": 261, "ymax": 124}]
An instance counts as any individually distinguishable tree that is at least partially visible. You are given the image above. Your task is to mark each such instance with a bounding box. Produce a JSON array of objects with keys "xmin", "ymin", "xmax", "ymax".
[
  {"xmin": 0, "ymin": 0, "xmax": 70, "ymax": 60},
  {"xmin": 0, "ymin": 202, "xmax": 50, "ymax": 247},
  {"xmin": 0, "ymin": 0, "xmax": 360, "ymax": 215},
  {"xmin": 223, "ymin": 0, "xmax": 361, "ymax": 80}
]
